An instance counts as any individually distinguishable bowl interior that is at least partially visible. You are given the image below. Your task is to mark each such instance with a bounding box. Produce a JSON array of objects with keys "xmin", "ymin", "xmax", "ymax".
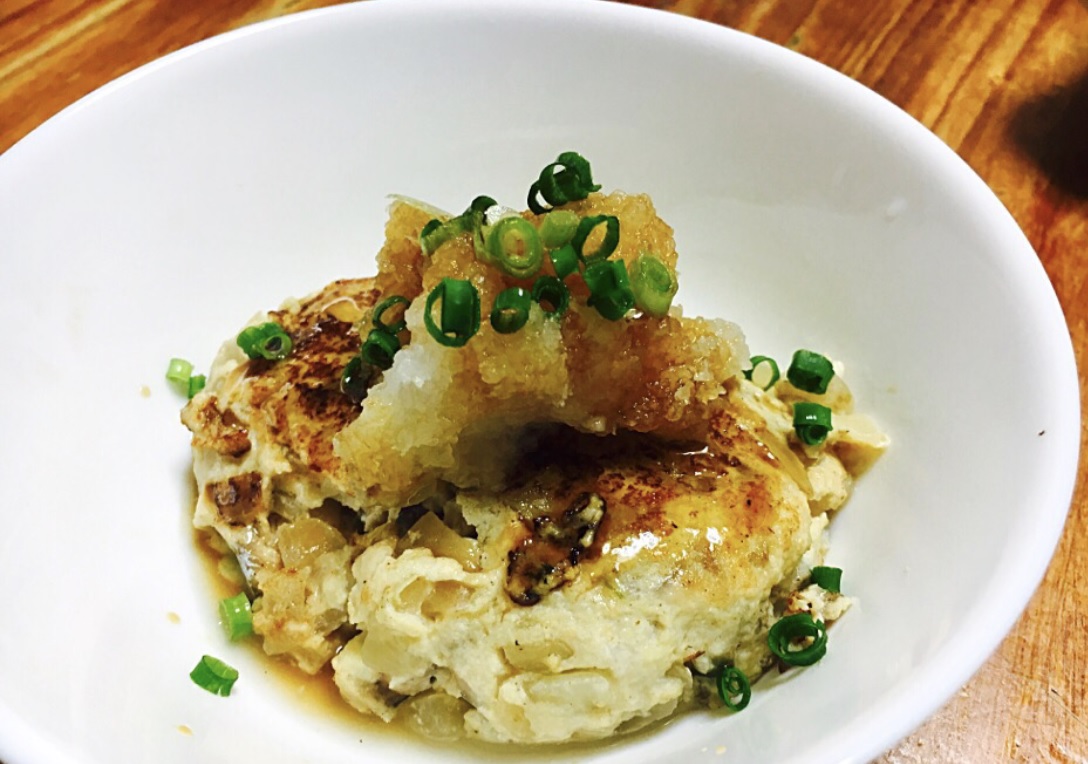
[{"xmin": 0, "ymin": 2, "xmax": 1077, "ymax": 763}]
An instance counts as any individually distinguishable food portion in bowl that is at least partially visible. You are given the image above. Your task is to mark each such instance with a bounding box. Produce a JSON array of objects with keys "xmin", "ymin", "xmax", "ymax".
[{"xmin": 179, "ymin": 154, "xmax": 887, "ymax": 743}]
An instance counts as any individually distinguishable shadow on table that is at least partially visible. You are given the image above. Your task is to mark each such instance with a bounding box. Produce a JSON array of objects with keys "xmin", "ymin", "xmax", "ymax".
[{"xmin": 1009, "ymin": 64, "xmax": 1088, "ymax": 199}]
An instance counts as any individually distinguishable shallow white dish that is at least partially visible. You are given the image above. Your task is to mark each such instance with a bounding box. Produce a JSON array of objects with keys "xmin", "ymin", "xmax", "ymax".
[{"xmin": 0, "ymin": 0, "xmax": 1079, "ymax": 762}]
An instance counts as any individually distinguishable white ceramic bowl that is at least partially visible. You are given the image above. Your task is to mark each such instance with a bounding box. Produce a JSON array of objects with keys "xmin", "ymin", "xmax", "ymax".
[{"xmin": 0, "ymin": 1, "xmax": 1078, "ymax": 762}]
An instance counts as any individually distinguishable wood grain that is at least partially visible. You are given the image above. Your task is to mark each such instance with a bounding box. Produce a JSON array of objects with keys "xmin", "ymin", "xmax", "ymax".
[{"xmin": 2, "ymin": 1, "xmax": 1086, "ymax": 761}]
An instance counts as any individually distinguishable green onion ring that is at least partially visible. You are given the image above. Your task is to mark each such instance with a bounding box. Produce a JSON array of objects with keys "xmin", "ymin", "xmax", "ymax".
[
  {"xmin": 548, "ymin": 244, "xmax": 579, "ymax": 281},
  {"xmin": 793, "ymin": 401, "xmax": 833, "ymax": 446},
  {"xmin": 571, "ymin": 215, "xmax": 620, "ymax": 263},
  {"xmin": 629, "ymin": 253, "xmax": 677, "ymax": 318},
  {"xmin": 371, "ymin": 295, "xmax": 410, "ymax": 334},
  {"xmin": 584, "ymin": 258, "xmax": 634, "ymax": 321},
  {"xmin": 237, "ymin": 322, "xmax": 293, "ymax": 361},
  {"xmin": 189, "ymin": 655, "xmax": 239, "ymax": 696},
  {"xmin": 744, "ymin": 355, "xmax": 781, "ymax": 390},
  {"xmin": 540, "ymin": 210, "xmax": 580, "ymax": 248},
  {"xmin": 787, "ymin": 349, "xmax": 835, "ymax": 394},
  {"xmin": 767, "ymin": 613, "xmax": 828, "ymax": 667},
  {"xmin": 340, "ymin": 355, "xmax": 376, "ymax": 403},
  {"xmin": 486, "ymin": 217, "xmax": 544, "ymax": 279},
  {"xmin": 424, "ymin": 278, "xmax": 481, "ymax": 347},
  {"xmin": 810, "ymin": 566, "xmax": 843, "ymax": 594},
  {"xmin": 218, "ymin": 593, "xmax": 254, "ymax": 642},
  {"xmin": 166, "ymin": 358, "xmax": 194, "ymax": 396},
  {"xmin": 716, "ymin": 666, "xmax": 751, "ymax": 712},
  {"xmin": 187, "ymin": 374, "xmax": 206, "ymax": 399},
  {"xmin": 490, "ymin": 287, "xmax": 532, "ymax": 334},
  {"xmin": 527, "ymin": 152, "xmax": 601, "ymax": 213},
  {"xmin": 419, "ymin": 218, "xmax": 448, "ymax": 254},
  {"xmin": 362, "ymin": 327, "xmax": 401, "ymax": 370},
  {"xmin": 531, "ymin": 275, "xmax": 571, "ymax": 319}
]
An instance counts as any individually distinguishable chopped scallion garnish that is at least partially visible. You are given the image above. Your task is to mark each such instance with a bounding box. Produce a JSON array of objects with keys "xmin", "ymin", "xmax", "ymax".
[
  {"xmin": 362, "ymin": 328, "xmax": 401, "ymax": 370},
  {"xmin": 793, "ymin": 401, "xmax": 833, "ymax": 446},
  {"xmin": 187, "ymin": 374, "xmax": 207, "ymax": 398},
  {"xmin": 218, "ymin": 593, "xmax": 254, "ymax": 641},
  {"xmin": 424, "ymin": 278, "xmax": 481, "ymax": 347},
  {"xmin": 810, "ymin": 566, "xmax": 843, "ymax": 594},
  {"xmin": 340, "ymin": 355, "xmax": 375, "ymax": 404},
  {"xmin": 190, "ymin": 655, "xmax": 239, "ymax": 696},
  {"xmin": 490, "ymin": 287, "xmax": 532, "ymax": 334},
  {"xmin": 527, "ymin": 152, "xmax": 601, "ymax": 214},
  {"xmin": 371, "ymin": 295, "xmax": 410, "ymax": 334},
  {"xmin": 548, "ymin": 244, "xmax": 579, "ymax": 281},
  {"xmin": 744, "ymin": 355, "xmax": 780, "ymax": 390},
  {"xmin": 539, "ymin": 210, "xmax": 580, "ymax": 248},
  {"xmin": 629, "ymin": 253, "xmax": 677, "ymax": 318},
  {"xmin": 486, "ymin": 217, "xmax": 544, "ymax": 279},
  {"xmin": 767, "ymin": 613, "xmax": 828, "ymax": 667},
  {"xmin": 531, "ymin": 275, "xmax": 571, "ymax": 319},
  {"xmin": 716, "ymin": 666, "xmax": 751, "ymax": 712},
  {"xmin": 166, "ymin": 358, "xmax": 194, "ymax": 396},
  {"xmin": 584, "ymin": 258, "xmax": 634, "ymax": 320},
  {"xmin": 787, "ymin": 349, "xmax": 835, "ymax": 394},
  {"xmin": 236, "ymin": 322, "xmax": 293, "ymax": 361},
  {"xmin": 571, "ymin": 214, "xmax": 619, "ymax": 263}
]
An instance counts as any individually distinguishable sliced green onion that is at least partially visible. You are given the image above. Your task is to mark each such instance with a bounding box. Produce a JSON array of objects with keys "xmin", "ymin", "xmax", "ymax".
[
  {"xmin": 767, "ymin": 613, "xmax": 828, "ymax": 667},
  {"xmin": 362, "ymin": 328, "xmax": 401, "ymax": 370},
  {"xmin": 527, "ymin": 151, "xmax": 601, "ymax": 214},
  {"xmin": 424, "ymin": 278, "xmax": 481, "ymax": 347},
  {"xmin": 539, "ymin": 210, "xmax": 580, "ymax": 248},
  {"xmin": 571, "ymin": 214, "xmax": 620, "ymax": 263},
  {"xmin": 486, "ymin": 217, "xmax": 544, "ymax": 279},
  {"xmin": 583, "ymin": 258, "xmax": 634, "ymax": 321},
  {"xmin": 341, "ymin": 355, "xmax": 376, "ymax": 404},
  {"xmin": 468, "ymin": 195, "xmax": 498, "ymax": 217},
  {"xmin": 793, "ymin": 401, "xmax": 833, "ymax": 446},
  {"xmin": 237, "ymin": 322, "xmax": 293, "ymax": 361},
  {"xmin": 490, "ymin": 287, "xmax": 532, "ymax": 334},
  {"xmin": 218, "ymin": 593, "xmax": 254, "ymax": 641},
  {"xmin": 716, "ymin": 666, "xmax": 751, "ymax": 712},
  {"xmin": 420, "ymin": 218, "xmax": 449, "ymax": 254},
  {"xmin": 371, "ymin": 295, "xmax": 410, "ymax": 334},
  {"xmin": 187, "ymin": 374, "xmax": 207, "ymax": 398},
  {"xmin": 166, "ymin": 358, "xmax": 194, "ymax": 396},
  {"xmin": 744, "ymin": 355, "xmax": 780, "ymax": 390},
  {"xmin": 531, "ymin": 275, "xmax": 571, "ymax": 319},
  {"xmin": 787, "ymin": 349, "xmax": 835, "ymax": 394},
  {"xmin": 629, "ymin": 253, "xmax": 677, "ymax": 318},
  {"xmin": 190, "ymin": 655, "xmax": 239, "ymax": 696},
  {"xmin": 548, "ymin": 244, "xmax": 579, "ymax": 280},
  {"xmin": 810, "ymin": 566, "xmax": 843, "ymax": 594}
]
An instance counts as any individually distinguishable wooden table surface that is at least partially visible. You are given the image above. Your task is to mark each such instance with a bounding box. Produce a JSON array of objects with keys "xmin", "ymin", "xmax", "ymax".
[{"xmin": 2, "ymin": 0, "xmax": 1085, "ymax": 761}]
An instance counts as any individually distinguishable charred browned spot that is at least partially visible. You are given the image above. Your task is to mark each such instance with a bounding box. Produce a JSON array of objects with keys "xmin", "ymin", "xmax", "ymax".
[
  {"xmin": 207, "ymin": 473, "xmax": 265, "ymax": 525},
  {"xmin": 182, "ymin": 397, "xmax": 251, "ymax": 457},
  {"xmin": 505, "ymin": 493, "xmax": 606, "ymax": 606}
]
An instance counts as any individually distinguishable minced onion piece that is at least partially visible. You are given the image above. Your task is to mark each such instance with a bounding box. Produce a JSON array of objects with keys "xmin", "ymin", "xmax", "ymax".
[
  {"xmin": 716, "ymin": 666, "xmax": 752, "ymax": 712},
  {"xmin": 793, "ymin": 401, "xmax": 833, "ymax": 446},
  {"xmin": 810, "ymin": 566, "xmax": 843, "ymax": 594},
  {"xmin": 190, "ymin": 655, "xmax": 239, "ymax": 696},
  {"xmin": 629, "ymin": 253, "xmax": 677, "ymax": 318},
  {"xmin": 486, "ymin": 217, "xmax": 544, "ymax": 279},
  {"xmin": 371, "ymin": 295, "xmax": 410, "ymax": 334},
  {"xmin": 490, "ymin": 287, "xmax": 532, "ymax": 334},
  {"xmin": 571, "ymin": 214, "xmax": 620, "ymax": 263},
  {"xmin": 787, "ymin": 349, "xmax": 835, "ymax": 394},
  {"xmin": 166, "ymin": 358, "xmax": 194, "ymax": 396},
  {"xmin": 584, "ymin": 258, "xmax": 634, "ymax": 320},
  {"xmin": 745, "ymin": 355, "xmax": 781, "ymax": 390},
  {"xmin": 767, "ymin": 613, "xmax": 828, "ymax": 666},
  {"xmin": 218, "ymin": 593, "xmax": 254, "ymax": 641},
  {"xmin": 236, "ymin": 322, "xmax": 293, "ymax": 361},
  {"xmin": 424, "ymin": 278, "xmax": 481, "ymax": 347},
  {"xmin": 531, "ymin": 275, "xmax": 571, "ymax": 318},
  {"xmin": 362, "ymin": 328, "xmax": 401, "ymax": 370}
]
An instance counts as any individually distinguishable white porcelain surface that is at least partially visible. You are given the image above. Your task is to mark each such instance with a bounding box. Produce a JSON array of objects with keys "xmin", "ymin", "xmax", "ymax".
[{"xmin": 0, "ymin": 1, "xmax": 1078, "ymax": 762}]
